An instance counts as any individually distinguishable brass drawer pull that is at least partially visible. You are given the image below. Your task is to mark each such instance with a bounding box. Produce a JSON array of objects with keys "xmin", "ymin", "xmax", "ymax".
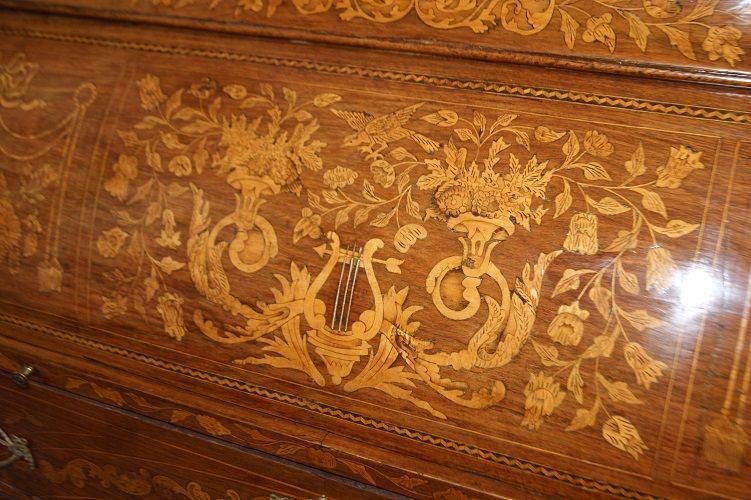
[
  {"xmin": 0, "ymin": 426, "xmax": 34, "ymax": 469},
  {"xmin": 12, "ymin": 365, "xmax": 35, "ymax": 388}
]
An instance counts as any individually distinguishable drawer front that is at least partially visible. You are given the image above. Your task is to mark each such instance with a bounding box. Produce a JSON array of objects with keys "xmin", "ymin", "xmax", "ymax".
[
  {"xmin": 0, "ymin": 9, "xmax": 749, "ymax": 499},
  {"xmin": 1, "ymin": 0, "xmax": 750, "ymax": 85},
  {"xmin": 0, "ymin": 375, "xmax": 390, "ymax": 499}
]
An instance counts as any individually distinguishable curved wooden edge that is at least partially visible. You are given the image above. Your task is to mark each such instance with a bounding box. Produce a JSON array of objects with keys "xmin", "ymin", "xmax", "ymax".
[{"xmin": 2, "ymin": 1, "xmax": 751, "ymax": 89}]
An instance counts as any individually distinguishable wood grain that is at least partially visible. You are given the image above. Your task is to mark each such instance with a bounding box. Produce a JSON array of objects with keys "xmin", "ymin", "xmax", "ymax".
[{"xmin": 0, "ymin": 6, "xmax": 748, "ymax": 499}]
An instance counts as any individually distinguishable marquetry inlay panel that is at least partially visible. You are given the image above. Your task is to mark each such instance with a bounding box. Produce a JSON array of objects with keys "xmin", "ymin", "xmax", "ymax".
[{"xmin": 0, "ymin": 10, "xmax": 749, "ymax": 498}]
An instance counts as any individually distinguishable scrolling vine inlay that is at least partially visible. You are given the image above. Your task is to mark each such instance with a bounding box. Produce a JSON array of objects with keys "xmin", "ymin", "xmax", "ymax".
[
  {"xmin": 98, "ymin": 74, "xmax": 707, "ymax": 460},
  {"xmin": 137, "ymin": 0, "xmax": 746, "ymax": 66}
]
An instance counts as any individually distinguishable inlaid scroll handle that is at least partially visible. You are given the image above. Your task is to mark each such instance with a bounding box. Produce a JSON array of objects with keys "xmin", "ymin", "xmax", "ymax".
[
  {"xmin": 0, "ymin": 426, "xmax": 34, "ymax": 469},
  {"xmin": 12, "ymin": 365, "xmax": 35, "ymax": 388}
]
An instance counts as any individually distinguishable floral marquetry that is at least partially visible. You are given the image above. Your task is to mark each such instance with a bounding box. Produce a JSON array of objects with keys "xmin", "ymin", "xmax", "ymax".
[
  {"xmin": 1, "ymin": 14, "xmax": 749, "ymax": 497},
  {"xmin": 88, "ymin": 70, "xmax": 716, "ymax": 462}
]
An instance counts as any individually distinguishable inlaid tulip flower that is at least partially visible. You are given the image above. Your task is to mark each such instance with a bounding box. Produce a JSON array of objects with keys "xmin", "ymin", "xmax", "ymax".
[
  {"xmin": 624, "ymin": 342, "xmax": 667, "ymax": 389},
  {"xmin": 547, "ymin": 300, "xmax": 589, "ymax": 346},
  {"xmin": 136, "ymin": 74, "xmax": 167, "ymax": 111},
  {"xmin": 656, "ymin": 146, "xmax": 703, "ymax": 189},
  {"xmin": 563, "ymin": 212, "xmax": 598, "ymax": 255},
  {"xmin": 156, "ymin": 292, "xmax": 188, "ymax": 341}
]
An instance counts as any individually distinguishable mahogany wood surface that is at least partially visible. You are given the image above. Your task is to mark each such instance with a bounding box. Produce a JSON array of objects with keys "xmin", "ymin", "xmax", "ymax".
[{"xmin": 0, "ymin": 4, "xmax": 749, "ymax": 499}]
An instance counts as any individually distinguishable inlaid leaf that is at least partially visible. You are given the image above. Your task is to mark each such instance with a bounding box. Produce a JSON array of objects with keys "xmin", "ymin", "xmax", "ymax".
[
  {"xmin": 392, "ymin": 475, "xmax": 428, "ymax": 491},
  {"xmin": 618, "ymin": 307, "xmax": 663, "ymax": 331},
  {"xmin": 490, "ymin": 113, "xmax": 517, "ymax": 130},
  {"xmin": 180, "ymin": 120, "xmax": 215, "ymax": 134},
  {"xmin": 173, "ymin": 107, "xmax": 202, "ymax": 121},
  {"xmin": 683, "ymin": 0, "xmax": 718, "ymax": 22},
  {"xmin": 223, "ymin": 85, "xmax": 247, "ymax": 100},
  {"xmin": 651, "ymin": 219, "xmax": 699, "ymax": 238},
  {"xmin": 566, "ymin": 400, "xmax": 600, "ymax": 432},
  {"xmin": 635, "ymin": 188, "xmax": 667, "ymax": 218},
  {"xmin": 421, "ymin": 109, "xmax": 459, "ymax": 127},
  {"xmin": 559, "ymin": 8, "xmax": 579, "ymax": 49},
  {"xmin": 334, "ymin": 209, "xmax": 349, "ymax": 229},
  {"xmin": 554, "ymin": 179, "xmax": 572, "ymax": 218},
  {"xmin": 154, "ymin": 256, "xmax": 186, "ymax": 275},
  {"xmin": 552, "ymin": 268, "xmax": 596, "ymax": 297},
  {"xmin": 567, "ymin": 362, "xmax": 584, "ymax": 404},
  {"xmin": 370, "ymin": 208, "xmax": 396, "ymax": 227},
  {"xmin": 579, "ymin": 162, "xmax": 612, "ymax": 181},
  {"xmin": 597, "ymin": 374, "xmax": 643, "ymax": 405},
  {"xmin": 308, "ymin": 191, "xmax": 326, "ymax": 211},
  {"xmin": 657, "ymin": 25, "xmax": 696, "ymax": 60},
  {"xmin": 135, "ymin": 115, "xmax": 167, "ymax": 130},
  {"xmin": 196, "ymin": 415, "xmax": 232, "ymax": 436},
  {"xmin": 602, "ymin": 416, "xmax": 647, "ymax": 459},
  {"xmin": 118, "ymin": 130, "xmax": 140, "ymax": 147},
  {"xmin": 406, "ymin": 192, "xmax": 421, "ymax": 219},
  {"xmin": 473, "ymin": 111, "xmax": 487, "ymax": 135},
  {"xmin": 241, "ymin": 95, "xmax": 267, "ymax": 109},
  {"xmin": 170, "ymin": 409, "xmax": 191, "ymax": 423},
  {"xmin": 586, "ymin": 196, "xmax": 630, "ymax": 215},
  {"xmin": 145, "ymin": 142, "xmax": 162, "ymax": 172},
  {"xmin": 455, "ymin": 128, "xmax": 476, "ymax": 143},
  {"xmin": 397, "ymin": 172, "xmax": 410, "ymax": 192},
  {"xmin": 625, "ymin": 143, "xmax": 646, "ymax": 177},
  {"xmin": 535, "ymin": 125, "xmax": 566, "ymax": 143},
  {"xmin": 588, "ymin": 284, "xmax": 612, "ymax": 319},
  {"xmin": 278, "ymin": 444, "xmax": 305, "ymax": 456},
  {"xmin": 145, "ymin": 202, "xmax": 161, "ymax": 226},
  {"xmin": 353, "ymin": 208, "xmax": 370, "ymax": 228},
  {"xmin": 602, "ymin": 225, "xmax": 640, "ymax": 252},
  {"xmin": 616, "ymin": 259, "xmax": 640, "ymax": 294},
  {"xmin": 390, "ymin": 147, "xmax": 417, "ymax": 161},
  {"xmin": 322, "ymin": 189, "xmax": 346, "ymax": 205},
  {"xmin": 513, "ymin": 129, "xmax": 531, "ymax": 150},
  {"xmin": 623, "ymin": 12, "xmax": 650, "ymax": 52},
  {"xmin": 165, "ymin": 89, "xmax": 183, "ymax": 118},
  {"xmin": 259, "ymin": 83, "xmax": 274, "ymax": 100},
  {"xmin": 362, "ymin": 180, "xmax": 381, "ymax": 202},
  {"xmin": 385, "ymin": 258, "xmax": 403, "ymax": 274},
  {"xmin": 313, "ymin": 93, "xmax": 342, "ymax": 107},
  {"xmin": 488, "ymin": 138, "xmax": 510, "ymax": 161},
  {"xmin": 582, "ymin": 332, "xmax": 617, "ymax": 359},
  {"xmin": 127, "ymin": 178, "xmax": 155, "ymax": 206},
  {"xmin": 532, "ymin": 340, "xmax": 566, "ymax": 367},
  {"xmin": 340, "ymin": 459, "xmax": 376, "ymax": 485},
  {"xmin": 562, "ymin": 131, "xmax": 580, "ymax": 164}
]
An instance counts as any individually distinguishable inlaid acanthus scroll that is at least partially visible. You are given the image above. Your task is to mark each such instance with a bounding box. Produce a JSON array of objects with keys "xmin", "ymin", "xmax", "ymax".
[
  {"xmin": 0, "ymin": 53, "xmax": 96, "ymax": 292},
  {"xmin": 102, "ymin": 74, "xmax": 705, "ymax": 459},
  {"xmin": 136, "ymin": 0, "xmax": 745, "ymax": 67}
]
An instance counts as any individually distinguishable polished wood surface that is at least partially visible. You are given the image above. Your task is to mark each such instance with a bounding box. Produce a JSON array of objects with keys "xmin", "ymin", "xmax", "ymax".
[{"xmin": 0, "ymin": 4, "xmax": 749, "ymax": 499}]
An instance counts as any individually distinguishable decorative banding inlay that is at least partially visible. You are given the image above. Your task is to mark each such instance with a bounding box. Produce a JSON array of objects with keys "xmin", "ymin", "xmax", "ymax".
[{"xmin": 0, "ymin": 27, "xmax": 748, "ymax": 126}]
